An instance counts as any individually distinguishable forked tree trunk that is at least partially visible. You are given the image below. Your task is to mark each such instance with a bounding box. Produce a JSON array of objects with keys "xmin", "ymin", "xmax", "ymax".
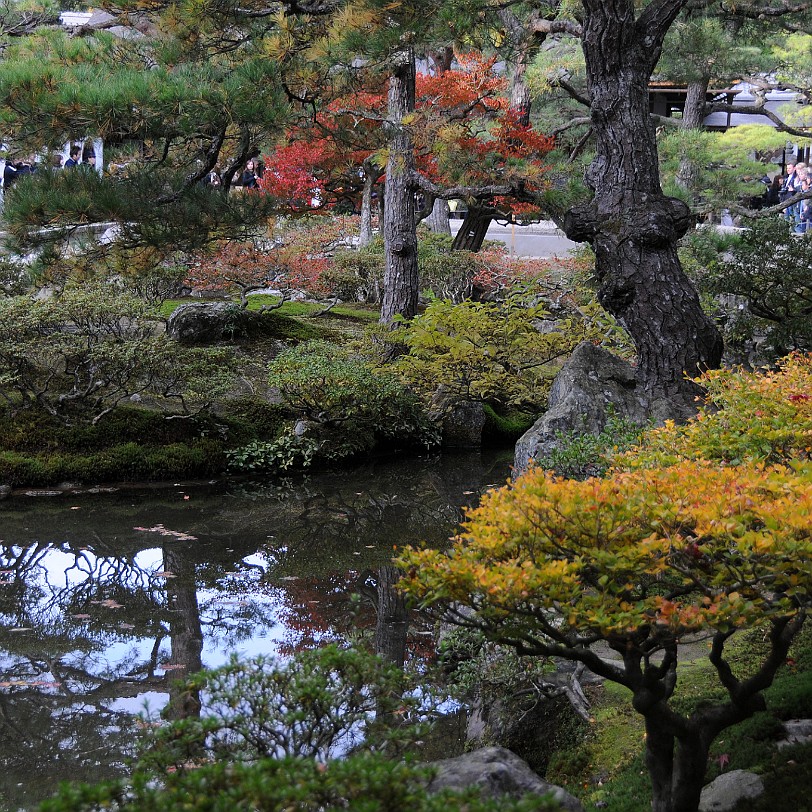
[
  {"xmin": 380, "ymin": 49, "xmax": 419, "ymax": 324},
  {"xmin": 563, "ymin": 0, "xmax": 722, "ymax": 409}
]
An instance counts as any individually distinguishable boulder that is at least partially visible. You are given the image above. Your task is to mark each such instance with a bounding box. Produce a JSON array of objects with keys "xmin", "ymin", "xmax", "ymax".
[
  {"xmin": 515, "ymin": 342, "xmax": 649, "ymax": 474},
  {"xmin": 699, "ymin": 770, "xmax": 764, "ymax": 811},
  {"xmin": 166, "ymin": 302, "xmax": 245, "ymax": 344},
  {"xmin": 430, "ymin": 386, "xmax": 487, "ymax": 447},
  {"xmin": 441, "ymin": 401, "xmax": 487, "ymax": 447},
  {"xmin": 427, "ymin": 746, "xmax": 583, "ymax": 811},
  {"xmin": 777, "ymin": 718, "xmax": 812, "ymax": 749},
  {"xmin": 0, "ymin": 484, "xmax": 11, "ymax": 500}
]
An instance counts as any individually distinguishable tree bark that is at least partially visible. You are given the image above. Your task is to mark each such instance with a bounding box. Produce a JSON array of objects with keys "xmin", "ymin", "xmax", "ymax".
[
  {"xmin": 451, "ymin": 206, "xmax": 493, "ymax": 251},
  {"xmin": 562, "ymin": 0, "xmax": 722, "ymax": 409},
  {"xmin": 675, "ymin": 76, "xmax": 710, "ymax": 191},
  {"xmin": 380, "ymin": 48, "xmax": 419, "ymax": 325},
  {"xmin": 426, "ymin": 197, "xmax": 451, "ymax": 235},
  {"xmin": 359, "ymin": 161, "xmax": 377, "ymax": 248}
]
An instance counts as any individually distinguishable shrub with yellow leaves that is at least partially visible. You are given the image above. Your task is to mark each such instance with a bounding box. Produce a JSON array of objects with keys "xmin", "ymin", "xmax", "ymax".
[{"xmin": 398, "ymin": 353, "xmax": 812, "ymax": 812}]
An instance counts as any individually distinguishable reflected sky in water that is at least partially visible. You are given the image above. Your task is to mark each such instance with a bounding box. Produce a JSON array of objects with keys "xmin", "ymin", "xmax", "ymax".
[{"xmin": 0, "ymin": 450, "xmax": 512, "ymax": 810}]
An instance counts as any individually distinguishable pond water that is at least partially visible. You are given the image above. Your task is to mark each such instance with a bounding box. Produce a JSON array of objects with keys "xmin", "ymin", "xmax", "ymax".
[{"xmin": 0, "ymin": 450, "xmax": 512, "ymax": 811}]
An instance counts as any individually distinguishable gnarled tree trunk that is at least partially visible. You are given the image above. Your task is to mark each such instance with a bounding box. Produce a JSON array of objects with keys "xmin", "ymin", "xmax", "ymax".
[{"xmin": 562, "ymin": 0, "xmax": 722, "ymax": 411}]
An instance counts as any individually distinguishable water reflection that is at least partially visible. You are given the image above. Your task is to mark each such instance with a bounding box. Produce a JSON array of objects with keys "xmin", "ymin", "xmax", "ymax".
[{"xmin": 0, "ymin": 451, "xmax": 511, "ymax": 810}]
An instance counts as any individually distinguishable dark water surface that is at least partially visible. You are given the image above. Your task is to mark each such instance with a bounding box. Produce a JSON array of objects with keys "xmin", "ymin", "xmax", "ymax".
[{"xmin": 0, "ymin": 450, "xmax": 512, "ymax": 810}]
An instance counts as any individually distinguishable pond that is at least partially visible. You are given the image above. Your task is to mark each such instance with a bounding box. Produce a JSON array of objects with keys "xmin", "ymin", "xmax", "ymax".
[{"xmin": 0, "ymin": 450, "xmax": 513, "ymax": 811}]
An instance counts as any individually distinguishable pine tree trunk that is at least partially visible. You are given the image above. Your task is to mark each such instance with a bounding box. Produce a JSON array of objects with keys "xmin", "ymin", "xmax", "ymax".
[
  {"xmin": 426, "ymin": 197, "xmax": 451, "ymax": 235},
  {"xmin": 451, "ymin": 206, "xmax": 492, "ymax": 251},
  {"xmin": 380, "ymin": 49, "xmax": 419, "ymax": 325},
  {"xmin": 359, "ymin": 166, "xmax": 376, "ymax": 248},
  {"xmin": 562, "ymin": 0, "xmax": 722, "ymax": 409},
  {"xmin": 676, "ymin": 76, "xmax": 710, "ymax": 191}
]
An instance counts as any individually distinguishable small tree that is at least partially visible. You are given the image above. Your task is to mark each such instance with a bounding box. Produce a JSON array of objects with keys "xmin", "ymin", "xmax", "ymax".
[
  {"xmin": 398, "ymin": 354, "xmax": 812, "ymax": 812},
  {"xmin": 0, "ymin": 284, "xmax": 234, "ymax": 424}
]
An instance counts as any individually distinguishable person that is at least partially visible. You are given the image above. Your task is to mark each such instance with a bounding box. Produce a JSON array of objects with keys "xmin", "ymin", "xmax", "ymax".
[
  {"xmin": 239, "ymin": 158, "xmax": 263, "ymax": 189},
  {"xmin": 205, "ymin": 168, "xmax": 222, "ymax": 188},
  {"xmin": 64, "ymin": 145, "xmax": 81, "ymax": 168},
  {"xmin": 81, "ymin": 146, "xmax": 96, "ymax": 171},
  {"xmin": 796, "ymin": 177, "xmax": 811, "ymax": 235},
  {"xmin": 764, "ymin": 174, "xmax": 782, "ymax": 207},
  {"xmin": 781, "ymin": 162, "xmax": 806, "ymax": 225}
]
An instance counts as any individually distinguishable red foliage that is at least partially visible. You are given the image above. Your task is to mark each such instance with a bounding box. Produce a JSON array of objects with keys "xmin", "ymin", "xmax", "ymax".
[{"xmin": 260, "ymin": 51, "xmax": 553, "ymax": 218}]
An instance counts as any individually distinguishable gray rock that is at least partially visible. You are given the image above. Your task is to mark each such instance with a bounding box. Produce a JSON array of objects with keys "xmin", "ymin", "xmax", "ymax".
[
  {"xmin": 166, "ymin": 302, "xmax": 245, "ymax": 344},
  {"xmin": 427, "ymin": 746, "xmax": 583, "ymax": 811},
  {"xmin": 699, "ymin": 770, "xmax": 764, "ymax": 811},
  {"xmin": 0, "ymin": 484, "xmax": 11, "ymax": 500},
  {"xmin": 441, "ymin": 401, "xmax": 487, "ymax": 448},
  {"xmin": 515, "ymin": 341, "xmax": 648, "ymax": 474},
  {"xmin": 777, "ymin": 718, "xmax": 812, "ymax": 749}
]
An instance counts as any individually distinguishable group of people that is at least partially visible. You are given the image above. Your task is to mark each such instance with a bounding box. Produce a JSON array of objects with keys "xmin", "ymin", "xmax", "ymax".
[
  {"xmin": 778, "ymin": 161, "xmax": 810, "ymax": 234},
  {"xmin": 2, "ymin": 144, "xmax": 97, "ymax": 187},
  {"xmin": 205, "ymin": 158, "xmax": 264, "ymax": 190}
]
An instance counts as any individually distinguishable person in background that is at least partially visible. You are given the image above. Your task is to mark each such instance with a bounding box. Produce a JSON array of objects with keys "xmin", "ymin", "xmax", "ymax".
[
  {"xmin": 64, "ymin": 145, "xmax": 81, "ymax": 168},
  {"xmin": 81, "ymin": 146, "xmax": 96, "ymax": 171},
  {"xmin": 239, "ymin": 158, "xmax": 263, "ymax": 189}
]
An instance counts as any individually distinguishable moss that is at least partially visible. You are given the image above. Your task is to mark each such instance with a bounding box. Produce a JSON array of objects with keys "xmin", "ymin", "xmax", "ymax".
[{"xmin": 482, "ymin": 404, "xmax": 536, "ymax": 444}]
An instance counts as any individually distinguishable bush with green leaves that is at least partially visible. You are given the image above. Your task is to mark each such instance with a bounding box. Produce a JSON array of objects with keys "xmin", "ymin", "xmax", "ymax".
[
  {"xmin": 535, "ymin": 412, "xmax": 647, "ymax": 480},
  {"xmin": 38, "ymin": 645, "xmax": 566, "ymax": 812},
  {"xmin": 142, "ymin": 645, "xmax": 434, "ymax": 767},
  {"xmin": 682, "ymin": 219, "xmax": 812, "ymax": 363},
  {"xmin": 325, "ymin": 231, "xmax": 492, "ymax": 305},
  {"xmin": 39, "ymin": 753, "xmax": 561, "ymax": 812},
  {"xmin": 394, "ymin": 295, "xmax": 592, "ymax": 415},
  {"xmin": 324, "ymin": 239, "xmax": 386, "ymax": 303},
  {"xmin": 0, "ymin": 283, "xmax": 236, "ymax": 424},
  {"xmin": 266, "ymin": 340, "xmax": 439, "ymax": 452}
]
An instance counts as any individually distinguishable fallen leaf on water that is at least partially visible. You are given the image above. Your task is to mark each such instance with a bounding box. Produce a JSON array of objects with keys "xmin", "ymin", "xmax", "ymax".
[{"xmin": 133, "ymin": 525, "xmax": 198, "ymax": 541}]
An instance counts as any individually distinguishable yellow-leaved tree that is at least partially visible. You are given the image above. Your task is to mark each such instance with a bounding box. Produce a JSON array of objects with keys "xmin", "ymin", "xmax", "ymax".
[{"xmin": 398, "ymin": 353, "xmax": 812, "ymax": 812}]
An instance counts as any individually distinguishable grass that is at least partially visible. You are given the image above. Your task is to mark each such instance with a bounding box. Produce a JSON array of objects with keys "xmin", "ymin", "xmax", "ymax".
[
  {"xmin": 158, "ymin": 295, "xmax": 380, "ymax": 322},
  {"xmin": 543, "ymin": 626, "xmax": 812, "ymax": 812}
]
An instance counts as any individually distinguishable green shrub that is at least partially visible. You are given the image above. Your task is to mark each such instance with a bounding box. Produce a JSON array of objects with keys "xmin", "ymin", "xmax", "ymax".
[
  {"xmin": 268, "ymin": 340, "xmax": 439, "ymax": 450},
  {"xmin": 38, "ymin": 646, "xmax": 565, "ymax": 811},
  {"xmin": 395, "ymin": 296, "xmax": 590, "ymax": 415},
  {"xmin": 536, "ymin": 412, "xmax": 647, "ymax": 479},
  {"xmin": 323, "ymin": 240, "xmax": 385, "ymax": 303},
  {"xmin": 39, "ymin": 754, "xmax": 561, "ymax": 812},
  {"xmin": 682, "ymin": 219, "xmax": 812, "ymax": 363},
  {"xmin": 0, "ymin": 283, "xmax": 237, "ymax": 425}
]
